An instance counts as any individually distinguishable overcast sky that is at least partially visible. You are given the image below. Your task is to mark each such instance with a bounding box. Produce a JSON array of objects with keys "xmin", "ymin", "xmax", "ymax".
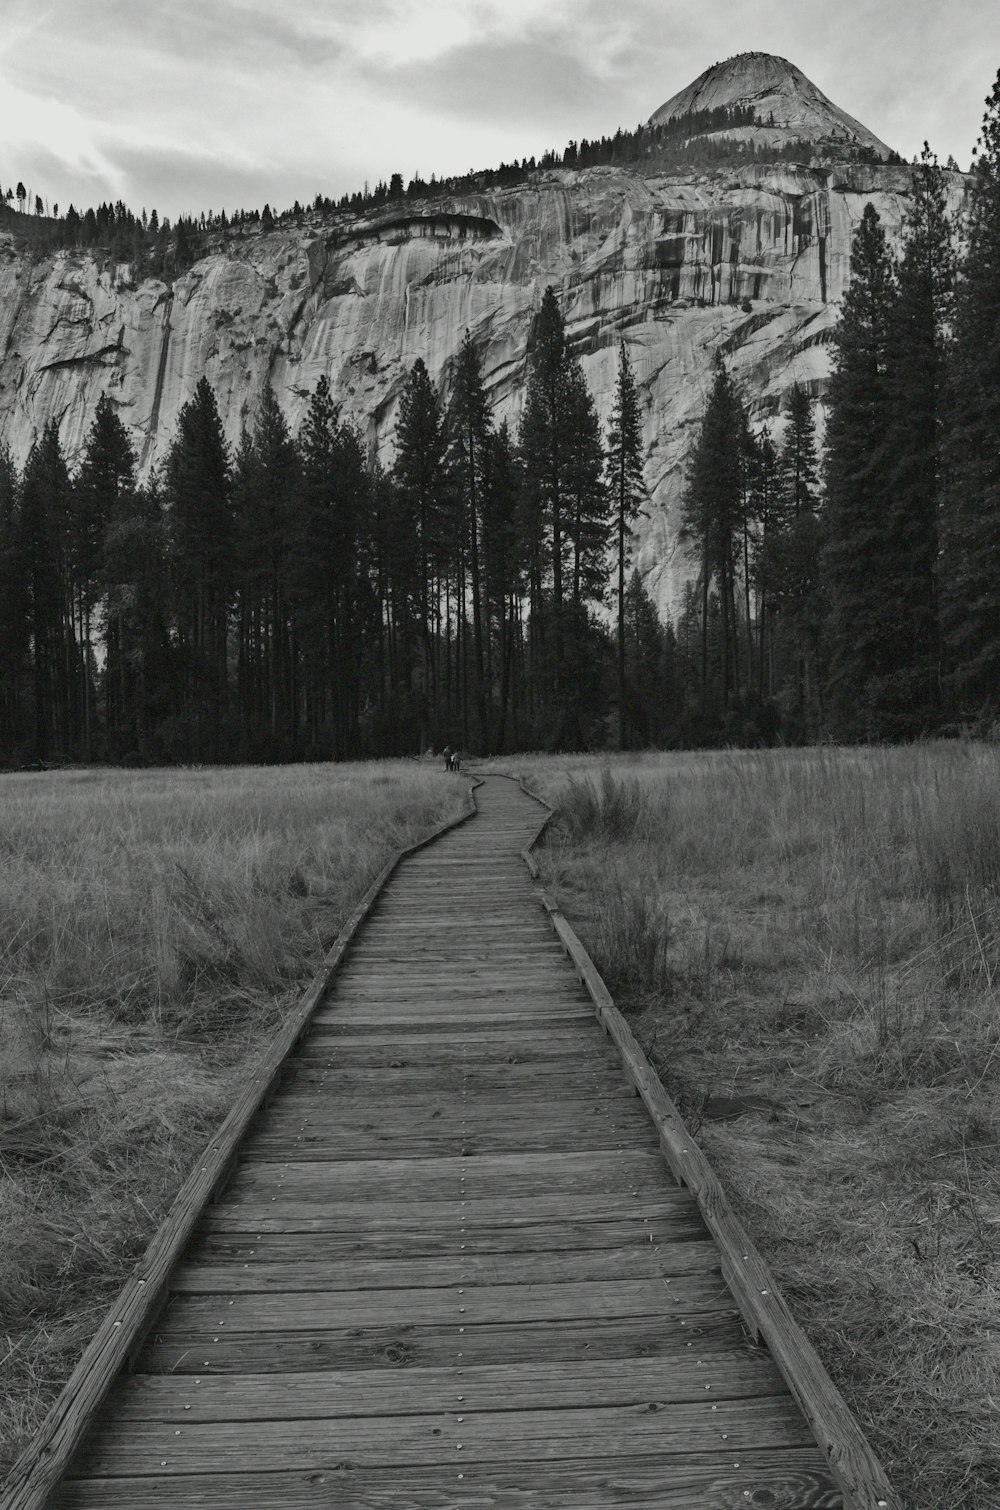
[{"xmin": 1, "ymin": 0, "xmax": 995, "ymax": 221}]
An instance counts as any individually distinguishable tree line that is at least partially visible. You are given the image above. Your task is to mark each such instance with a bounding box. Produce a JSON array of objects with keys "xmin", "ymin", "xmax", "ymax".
[
  {"xmin": 679, "ymin": 72, "xmax": 1000, "ymax": 743},
  {"xmin": 0, "ymin": 291, "xmax": 669, "ymax": 766},
  {"xmin": 3, "ymin": 71, "xmax": 997, "ymax": 764}
]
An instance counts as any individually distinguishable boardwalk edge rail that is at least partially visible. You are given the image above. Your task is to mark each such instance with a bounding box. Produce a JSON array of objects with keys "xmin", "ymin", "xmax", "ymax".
[
  {"xmin": 513, "ymin": 773, "xmax": 900, "ymax": 1510},
  {"xmin": 0, "ymin": 777, "xmax": 483, "ymax": 1510}
]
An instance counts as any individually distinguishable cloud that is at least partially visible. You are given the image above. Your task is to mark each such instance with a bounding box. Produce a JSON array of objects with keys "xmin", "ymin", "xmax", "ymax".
[
  {"xmin": 1, "ymin": 0, "xmax": 995, "ymax": 220},
  {"xmin": 370, "ymin": 37, "xmax": 614, "ymax": 129}
]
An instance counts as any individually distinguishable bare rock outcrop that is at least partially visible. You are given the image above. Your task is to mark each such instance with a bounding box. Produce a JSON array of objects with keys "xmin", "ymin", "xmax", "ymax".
[{"xmin": 0, "ymin": 56, "xmax": 969, "ymax": 617}]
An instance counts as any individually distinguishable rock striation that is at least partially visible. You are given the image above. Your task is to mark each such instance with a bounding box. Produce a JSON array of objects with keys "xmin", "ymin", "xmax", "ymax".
[{"xmin": 0, "ymin": 54, "xmax": 969, "ymax": 617}]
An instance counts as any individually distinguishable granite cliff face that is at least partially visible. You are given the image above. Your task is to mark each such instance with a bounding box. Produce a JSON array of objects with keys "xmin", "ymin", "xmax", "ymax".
[{"xmin": 0, "ymin": 55, "xmax": 968, "ymax": 616}]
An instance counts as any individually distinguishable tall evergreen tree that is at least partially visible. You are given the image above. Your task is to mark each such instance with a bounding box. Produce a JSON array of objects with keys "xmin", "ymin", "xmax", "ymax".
[
  {"xmin": 0, "ymin": 444, "xmax": 27, "ymax": 761},
  {"xmin": 16, "ymin": 422, "xmax": 75, "ymax": 758},
  {"xmin": 606, "ymin": 342, "xmax": 647, "ymax": 747},
  {"xmin": 165, "ymin": 377, "xmax": 233, "ymax": 759},
  {"xmin": 823, "ymin": 203, "xmax": 899, "ymax": 738},
  {"xmin": 77, "ymin": 394, "xmax": 138, "ymax": 753},
  {"xmin": 879, "ymin": 145, "xmax": 953, "ymax": 733},
  {"xmin": 232, "ymin": 383, "xmax": 299, "ymax": 756},
  {"xmin": 446, "ymin": 333, "xmax": 493, "ymax": 749},
  {"xmin": 942, "ymin": 72, "xmax": 1000, "ymax": 713},
  {"xmin": 680, "ymin": 359, "xmax": 746, "ymax": 717},
  {"xmin": 393, "ymin": 358, "xmax": 447, "ymax": 741},
  {"xmin": 758, "ymin": 385, "xmax": 823, "ymax": 728},
  {"xmin": 519, "ymin": 286, "xmax": 608, "ymax": 741},
  {"xmin": 479, "ymin": 420, "xmax": 526, "ymax": 752},
  {"xmin": 293, "ymin": 374, "xmax": 367, "ymax": 757}
]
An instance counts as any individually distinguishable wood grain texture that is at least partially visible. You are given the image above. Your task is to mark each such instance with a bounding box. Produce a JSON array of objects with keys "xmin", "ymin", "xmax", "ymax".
[
  {"xmin": 136, "ymin": 1311, "xmax": 752, "ymax": 1376},
  {"xmin": 52, "ymin": 1451, "xmax": 843, "ymax": 1509},
  {"xmin": 71, "ymin": 1397, "xmax": 817, "ymax": 1476}
]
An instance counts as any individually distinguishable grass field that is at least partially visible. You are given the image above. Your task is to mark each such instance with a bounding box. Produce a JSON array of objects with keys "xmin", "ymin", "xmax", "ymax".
[
  {"xmin": 0, "ymin": 759, "xmax": 466, "ymax": 1473},
  {"xmin": 490, "ymin": 743, "xmax": 1000, "ymax": 1508}
]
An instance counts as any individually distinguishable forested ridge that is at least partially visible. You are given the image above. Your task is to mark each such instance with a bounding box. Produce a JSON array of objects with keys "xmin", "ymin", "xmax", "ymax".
[
  {"xmin": 0, "ymin": 98, "xmax": 909, "ymax": 280},
  {"xmin": 0, "ymin": 76, "xmax": 997, "ymax": 766}
]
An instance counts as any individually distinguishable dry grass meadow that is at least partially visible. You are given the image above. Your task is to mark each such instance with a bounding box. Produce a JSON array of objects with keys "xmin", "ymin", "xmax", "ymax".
[
  {"xmin": 0, "ymin": 759, "xmax": 466, "ymax": 1473},
  {"xmin": 488, "ymin": 743, "xmax": 1000, "ymax": 1509}
]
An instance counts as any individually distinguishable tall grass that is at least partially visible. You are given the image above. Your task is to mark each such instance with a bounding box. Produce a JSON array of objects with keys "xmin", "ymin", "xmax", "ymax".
[
  {"xmin": 0, "ymin": 760, "xmax": 465, "ymax": 1473},
  {"xmin": 503, "ymin": 743, "xmax": 1000, "ymax": 1509}
]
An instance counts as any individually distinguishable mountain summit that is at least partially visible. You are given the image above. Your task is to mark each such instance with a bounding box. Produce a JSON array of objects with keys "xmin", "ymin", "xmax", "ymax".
[{"xmin": 648, "ymin": 51, "xmax": 893, "ymax": 160}]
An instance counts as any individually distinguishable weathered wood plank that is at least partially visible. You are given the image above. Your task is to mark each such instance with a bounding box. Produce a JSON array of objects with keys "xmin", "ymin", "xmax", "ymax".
[
  {"xmin": 136, "ymin": 1311, "xmax": 747, "ymax": 1376},
  {"xmin": 187, "ymin": 1214, "xmax": 710, "ymax": 1264},
  {"xmin": 106, "ymin": 1352, "xmax": 788, "ymax": 1423},
  {"xmin": 199, "ymin": 1191, "xmax": 699, "ymax": 1233},
  {"xmin": 224, "ymin": 1148, "xmax": 669, "ymax": 1202},
  {"xmin": 245, "ymin": 1130, "xmax": 661, "ymax": 1159},
  {"xmin": 53, "ymin": 1451, "xmax": 843, "ymax": 1509},
  {"xmin": 148, "ymin": 1275, "xmax": 733, "ymax": 1334},
  {"xmin": 169, "ymin": 1240, "xmax": 720, "ymax": 1293},
  {"xmin": 70, "ymin": 1397, "xmax": 816, "ymax": 1477}
]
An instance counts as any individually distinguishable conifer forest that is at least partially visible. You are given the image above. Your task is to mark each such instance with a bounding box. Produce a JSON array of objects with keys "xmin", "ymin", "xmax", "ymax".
[{"xmin": 0, "ymin": 81, "xmax": 998, "ymax": 767}]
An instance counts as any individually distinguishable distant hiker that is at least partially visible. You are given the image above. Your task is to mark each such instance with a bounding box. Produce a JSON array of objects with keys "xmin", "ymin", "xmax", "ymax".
[
  {"xmin": 442, "ymin": 745, "xmax": 453, "ymax": 772},
  {"xmin": 450, "ymin": 750, "xmax": 462, "ymax": 772}
]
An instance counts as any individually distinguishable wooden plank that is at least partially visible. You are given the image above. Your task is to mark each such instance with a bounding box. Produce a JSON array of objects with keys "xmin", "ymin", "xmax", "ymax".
[
  {"xmin": 137, "ymin": 1310, "xmax": 748, "ymax": 1376},
  {"xmin": 309, "ymin": 1006, "xmax": 593, "ymax": 1026},
  {"xmin": 187, "ymin": 1214, "xmax": 710, "ymax": 1264},
  {"xmin": 70, "ymin": 1397, "xmax": 816, "ymax": 1477},
  {"xmin": 0, "ymin": 785, "xmax": 484, "ymax": 1510},
  {"xmin": 255, "ymin": 1089, "xmax": 648, "ymax": 1121},
  {"xmin": 147, "ymin": 1275, "xmax": 733, "ymax": 1334},
  {"xmin": 53, "ymin": 1450, "xmax": 843, "ymax": 1509},
  {"xmin": 263, "ymin": 1088, "xmax": 645, "ymax": 1121},
  {"xmin": 224, "ymin": 1149, "xmax": 669, "ymax": 1202},
  {"xmin": 106, "ymin": 1352, "xmax": 789, "ymax": 1423},
  {"xmin": 289, "ymin": 1046, "xmax": 605, "ymax": 1070},
  {"xmin": 199, "ymin": 1192, "xmax": 693, "ymax": 1233},
  {"xmin": 244, "ymin": 1125, "xmax": 659, "ymax": 1159},
  {"xmin": 169, "ymin": 1240, "xmax": 721, "ymax": 1292},
  {"xmin": 274, "ymin": 1067, "xmax": 636, "ymax": 1095}
]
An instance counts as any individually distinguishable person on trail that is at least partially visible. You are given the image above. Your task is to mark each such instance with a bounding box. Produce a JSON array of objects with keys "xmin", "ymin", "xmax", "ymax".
[{"xmin": 442, "ymin": 745, "xmax": 453, "ymax": 772}]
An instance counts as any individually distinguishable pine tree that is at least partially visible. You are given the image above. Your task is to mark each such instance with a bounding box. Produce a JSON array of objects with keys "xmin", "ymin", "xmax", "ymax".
[
  {"xmin": 233, "ymin": 384, "xmax": 299, "ymax": 755},
  {"xmin": 0, "ymin": 444, "xmax": 27, "ymax": 760},
  {"xmin": 165, "ymin": 377, "xmax": 233, "ymax": 759},
  {"xmin": 880, "ymin": 145, "xmax": 953, "ymax": 733},
  {"xmin": 623, "ymin": 570, "xmax": 665, "ymax": 744},
  {"xmin": 823, "ymin": 203, "xmax": 898, "ymax": 738},
  {"xmin": 293, "ymin": 374, "xmax": 367, "ymax": 757},
  {"xmin": 102, "ymin": 472, "xmax": 173, "ymax": 759},
  {"xmin": 758, "ymin": 385, "xmax": 822, "ymax": 728},
  {"xmin": 519, "ymin": 288, "xmax": 572, "ymax": 666},
  {"xmin": 942, "ymin": 71, "xmax": 1000, "ymax": 714},
  {"xmin": 16, "ymin": 422, "xmax": 75, "ymax": 758},
  {"xmin": 680, "ymin": 359, "xmax": 746, "ymax": 717},
  {"xmin": 519, "ymin": 286, "xmax": 607, "ymax": 739},
  {"xmin": 606, "ymin": 342, "xmax": 647, "ymax": 747},
  {"xmin": 77, "ymin": 393, "xmax": 138, "ymax": 753},
  {"xmin": 393, "ymin": 359, "xmax": 447, "ymax": 742},
  {"xmin": 446, "ymin": 333, "xmax": 493, "ymax": 749},
  {"xmin": 479, "ymin": 420, "xmax": 526, "ymax": 752}
]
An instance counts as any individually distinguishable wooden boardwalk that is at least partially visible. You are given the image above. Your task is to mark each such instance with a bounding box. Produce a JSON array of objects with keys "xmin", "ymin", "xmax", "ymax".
[{"xmin": 4, "ymin": 776, "xmax": 899, "ymax": 1509}]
